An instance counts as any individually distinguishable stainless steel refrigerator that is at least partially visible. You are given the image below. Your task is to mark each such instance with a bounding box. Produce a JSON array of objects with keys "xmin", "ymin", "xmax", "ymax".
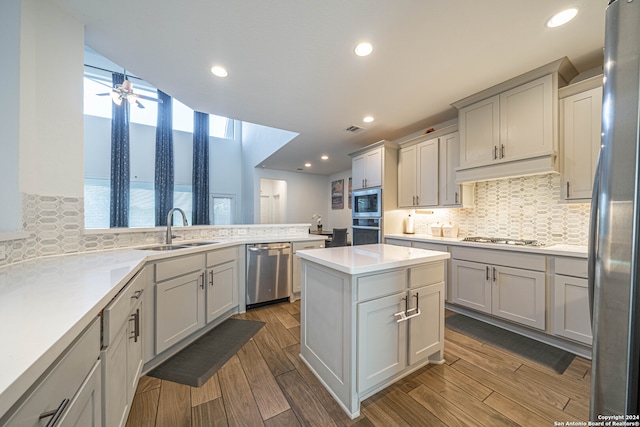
[{"xmin": 589, "ymin": 0, "xmax": 640, "ymax": 417}]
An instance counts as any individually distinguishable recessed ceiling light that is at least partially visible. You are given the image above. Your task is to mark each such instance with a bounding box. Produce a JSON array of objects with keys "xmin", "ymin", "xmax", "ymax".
[
  {"xmin": 321, "ymin": 155, "xmax": 329, "ymax": 160},
  {"xmin": 546, "ymin": 8, "xmax": 578, "ymax": 28},
  {"xmin": 363, "ymin": 116, "xmax": 374, "ymax": 123},
  {"xmin": 305, "ymin": 163, "xmax": 311, "ymax": 168},
  {"xmin": 354, "ymin": 42, "xmax": 373, "ymax": 57},
  {"xmin": 210, "ymin": 65, "xmax": 229, "ymax": 77}
]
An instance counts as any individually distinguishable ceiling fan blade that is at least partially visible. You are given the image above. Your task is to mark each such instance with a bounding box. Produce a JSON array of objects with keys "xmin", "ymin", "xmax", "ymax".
[
  {"xmin": 135, "ymin": 99, "xmax": 145, "ymax": 109},
  {"xmin": 136, "ymin": 94, "xmax": 163, "ymax": 103},
  {"xmin": 96, "ymin": 93, "xmax": 111, "ymax": 96}
]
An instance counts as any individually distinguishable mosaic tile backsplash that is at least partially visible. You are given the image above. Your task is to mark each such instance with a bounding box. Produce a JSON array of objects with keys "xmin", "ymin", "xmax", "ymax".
[
  {"xmin": 1, "ymin": 173, "xmax": 589, "ymax": 267},
  {"xmin": 408, "ymin": 173, "xmax": 591, "ymax": 246},
  {"xmin": 0, "ymin": 193, "xmax": 310, "ymax": 267}
]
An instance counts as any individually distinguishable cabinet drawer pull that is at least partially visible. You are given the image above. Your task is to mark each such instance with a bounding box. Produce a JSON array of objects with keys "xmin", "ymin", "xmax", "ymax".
[
  {"xmin": 131, "ymin": 289, "xmax": 144, "ymax": 300},
  {"xmin": 40, "ymin": 398, "xmax": 69, "ymax": 427}
]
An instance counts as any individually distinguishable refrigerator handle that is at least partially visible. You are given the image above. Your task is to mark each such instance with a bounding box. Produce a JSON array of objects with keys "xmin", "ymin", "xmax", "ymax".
[{"xmin": 588, "ymin": 148, "xmax": 603, "ymax": 322}]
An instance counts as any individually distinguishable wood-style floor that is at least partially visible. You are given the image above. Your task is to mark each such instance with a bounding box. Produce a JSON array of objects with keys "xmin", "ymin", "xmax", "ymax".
[{"xmin": 126, "ymin": 301, "xmax": 591, "ymax": 426}]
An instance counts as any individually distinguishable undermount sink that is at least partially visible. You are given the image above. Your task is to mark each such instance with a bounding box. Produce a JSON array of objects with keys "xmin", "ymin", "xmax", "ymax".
[
  {"xmin": 141, "ymin": 244, "xmax": 187, "ymax": 251},
  {"xmin": 178, "ymin": 241, "xmax": 219, "ymax": 247}
]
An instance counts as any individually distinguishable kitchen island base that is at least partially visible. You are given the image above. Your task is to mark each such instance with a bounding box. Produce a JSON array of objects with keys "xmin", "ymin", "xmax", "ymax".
[{"xmin": 297, "ymin": 244, "xmax": 448, "ymax": 419}]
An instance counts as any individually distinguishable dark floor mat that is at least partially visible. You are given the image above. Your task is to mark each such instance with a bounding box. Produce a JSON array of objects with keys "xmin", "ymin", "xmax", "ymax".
[
  {"xmin": 446, "ymin": 313, "xmax": 575, "ymax": 374},
  {"xmin": 148, "ymin": 318, "xmax": 265, "ymax": 387}
]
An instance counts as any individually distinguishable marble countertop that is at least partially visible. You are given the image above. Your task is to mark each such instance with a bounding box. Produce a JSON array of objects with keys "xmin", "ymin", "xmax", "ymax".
[
  {"xmin": 0, "ymin": 234, "xmax": 326, "ymax": 419},
  {"xmin": 296, "ymin": 243, "xmax": 450, "ymax": 275},
  {"xmin": 384, "ymin": 234, "xmax": 588, "ymax": 258}
]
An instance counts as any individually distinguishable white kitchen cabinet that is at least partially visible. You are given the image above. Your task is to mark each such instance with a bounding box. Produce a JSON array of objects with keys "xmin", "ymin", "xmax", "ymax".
[
  {"xmin": 453, "ymin": 57, "xmax": 578, "ymax": 183},
  {"xmin": 439, "ymin": 132, "xmax": 474, "ymax": 207},
  {"xmin": 352, "ymin": 147, "xmax": 382, "ymax": 190},
  {"xmin": 451, "ymin": 259, "xmax": 492, "ymax": 313},
  {"xmin": 358, "ymin": 279, "xmax": 444, "ymax": 392},
  {"xmin": 291, "ymin": 240, "xmax": 325, "ymax": 301},
  {"xmin": 155, "ymin": 254, "xmax": 206, "ymax": 354},
  {"xmin": 553, "ymin": 257, "xmax": 592, "ymax": 345},
  {"xmin": 3, "ymin": 319, "xmax": 101, "ymax": 427},
  {"xmin": 459, "ymin": 95, "xmax": 500, "ymax": 168},
  {"xmin": 357, "ymin": 291, "xmax": 408, "ymax": 391},
  {"xmin": 411, "ymin": 241, "xmax": 450, "ymax": 302},
  {"xmin": 101, "ymin": 269, "xmax": 145, "ymax": 427},
  {"xmin": 560, "ymin": 82, "xmax": 603, "ymax": 200},
  {"xmin": 450, "ymin": 247, "xmax": 546, "ymax": 330},
  {"xmin": 205, "ymin": 247, "xmax": 239, "ymax": 323},
  {"xmin": 398, "ymin": 137, "xmax": 438, "ymax": 207}
]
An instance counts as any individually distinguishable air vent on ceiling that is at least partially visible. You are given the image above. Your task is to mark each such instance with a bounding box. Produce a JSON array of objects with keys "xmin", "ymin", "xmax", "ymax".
[{"xmin": 345, "ymin": 125, "xmax": 365, "ymax": 133}]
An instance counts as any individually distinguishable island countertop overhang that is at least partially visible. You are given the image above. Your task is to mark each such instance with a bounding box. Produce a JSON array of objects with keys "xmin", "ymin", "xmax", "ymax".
[{"xmin": 296, "ymin": 243, "xmax": 450, "ymax": 275}]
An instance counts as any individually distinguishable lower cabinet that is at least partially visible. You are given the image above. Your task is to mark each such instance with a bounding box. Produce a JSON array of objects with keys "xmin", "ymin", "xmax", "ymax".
[
  {"xmin": 205, "ymin": 247, "xmax": 239, "ymax": 323},
  {"xmin": 553, "ymin": 257, "xmax": 592, "ymax": 345},
  {"xmin": 292, "ymin": 240, "xmax": 325, "ymax": 300},
  {"xmin": 2, "ymin": 319, "xmax": 101, "ymax": 427},
  {"xmin": 101, "ymin": 269, "xmax": 145, "ymax": 427},
  {"xmin": 451, "ymin": 247, "xmax": 546, "ymax": 330}
]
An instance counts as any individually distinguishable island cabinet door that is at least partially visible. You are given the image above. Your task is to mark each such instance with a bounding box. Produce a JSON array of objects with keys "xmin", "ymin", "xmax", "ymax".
[
  {"xmin": 408, "ymin": 283, "xmax": 445, "ymax": 366},
  {"xmin": 357, "ymin": 292, "xmax": 408, "ymax": 392}
]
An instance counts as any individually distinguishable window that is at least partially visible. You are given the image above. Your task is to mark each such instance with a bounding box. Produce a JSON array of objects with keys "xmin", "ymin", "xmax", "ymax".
[
  {"xmin": 83, "ymin": 66, "xmax": 237, "ymax": 229},
  {"xmin": 210, "ymin": 194, "xmax": 236, "ymax": 225}
]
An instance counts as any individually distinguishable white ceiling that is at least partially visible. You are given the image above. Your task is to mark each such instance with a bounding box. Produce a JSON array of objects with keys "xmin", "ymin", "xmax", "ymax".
[{"xmin": 52, "ymin": 0, "xmax": 606, "ymax": 176}]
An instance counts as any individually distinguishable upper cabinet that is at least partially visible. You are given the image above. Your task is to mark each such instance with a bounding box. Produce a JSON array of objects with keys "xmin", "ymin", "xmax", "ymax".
[
  {"xmin": 352, "ymin": 147, "xmax": 383, "ymax": 190},
  {"xmin": 559, "ymin": 75, "xmax": 603, "ymax": 201},
  {"xmin": 398, "ymin": 128, "xmax": 473, "ymax": 209},
  {"xmin": 453, "ymin": 57, "xmax": 578, "ymax": 184},
  {"xmin": 398, "ymin": 137, "xmax": 438, "ymax": 207}
]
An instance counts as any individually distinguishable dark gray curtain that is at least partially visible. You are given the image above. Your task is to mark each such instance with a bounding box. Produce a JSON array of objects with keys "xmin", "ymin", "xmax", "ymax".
[
  {"xmin": 110, "ymin": 72, "xmax": 130, "ymax": 227},
  {"xmin": 192, "ymin": 112, "xmax": 210, "ymax": 225},
  {"xmin": 154, "ymin": 90, "xmax": 174, "ymax": 226}
]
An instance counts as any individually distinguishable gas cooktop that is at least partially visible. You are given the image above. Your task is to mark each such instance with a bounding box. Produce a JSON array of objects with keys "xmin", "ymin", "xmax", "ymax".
[{"xmin": 462, "ymin": 237, "xmax": 546, "ymax": 247}]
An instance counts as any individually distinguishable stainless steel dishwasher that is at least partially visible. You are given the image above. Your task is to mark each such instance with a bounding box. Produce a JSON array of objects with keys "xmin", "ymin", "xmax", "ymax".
[{"xmin": 246, "ymin": 242, "xmax": 291, "ymax": 308}]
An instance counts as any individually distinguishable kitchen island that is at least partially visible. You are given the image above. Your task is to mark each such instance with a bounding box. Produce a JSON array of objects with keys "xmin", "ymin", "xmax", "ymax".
[{"xmin": 296, "ymin": 243, "xmax": 450, "ymax": 419}]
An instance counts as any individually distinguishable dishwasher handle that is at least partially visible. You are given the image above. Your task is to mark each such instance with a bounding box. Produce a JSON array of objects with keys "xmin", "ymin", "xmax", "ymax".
[{"xmin": 248, "ymin": 244, "xmax": 291, "ymax": 251}]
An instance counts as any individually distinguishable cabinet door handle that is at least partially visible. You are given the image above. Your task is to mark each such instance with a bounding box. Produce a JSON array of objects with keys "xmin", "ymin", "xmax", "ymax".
[
  {"xmin": 200, "ymin": 272, "xmax": 205, "ymax": 289},
  {"xmin": 130, "ymin": 308, "xmax": 140, "ymax": 342},
  {"xmin": 209, "ymin": 270, "xmax": 214, "ymax": 287},
  {"xmin": 455, "ymin": 192, "xmax": 459, "ymax": 204},
  {"xmin": 414, "ymin": 292, "xmax": 419, "ymax": 311},
  {"xmin": 494, "ymin": 145, "xmax": 498, "ymax": 160},
  {"xmin": 486, "ymin": 266, "xmax": 490, "ymax": 280},
  {"xmin": 403, "ymin": 296, "xmax": 408, "ymax": 315},
  {"xmin": 566, "ymin": 181, "xmax": 570, "ymax": 198},
  {"xmin": 40, "ymin": 398, "xmax": 70, "ymax": 427},
  {"xmin": 493, "ymin": 267, "xmax": 497, "ymax": 282},
  {"xmin": 131, "ymin": 289, "xmax": 144, "ymax": 300},
  {"xmin": 416, "ymin": 195, "xmax": 419, "ymax": 205},
  {"xmin": 500, "ymin": 144, "xmax": 505, "ymax": 159}
]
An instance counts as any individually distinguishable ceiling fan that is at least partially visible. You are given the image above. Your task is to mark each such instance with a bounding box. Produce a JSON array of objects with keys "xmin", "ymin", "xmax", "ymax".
[{"xmin": 94, "ymin": 72, "xmax": 163, "ymax": 109}]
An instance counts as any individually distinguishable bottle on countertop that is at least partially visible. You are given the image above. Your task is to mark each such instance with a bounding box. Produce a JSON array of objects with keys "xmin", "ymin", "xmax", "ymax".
[{"xmin": 404, "ymin": 214, "xmax": 415, "ymax": 234}]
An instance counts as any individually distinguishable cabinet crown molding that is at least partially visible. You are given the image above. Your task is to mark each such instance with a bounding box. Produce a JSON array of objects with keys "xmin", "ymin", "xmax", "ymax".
[
  {"xmin": 451, "ymin": 57, "xmax": 578, "ymax": 110},
  {"xmin": 348, "ymin": 139, "xmax": 398, "ymax": 158}
]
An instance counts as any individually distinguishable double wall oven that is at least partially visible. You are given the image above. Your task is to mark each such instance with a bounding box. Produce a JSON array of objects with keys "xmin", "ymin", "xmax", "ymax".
[{"xmin": 352, "ymin": 188, "xmax": 382, "ymax": 245}]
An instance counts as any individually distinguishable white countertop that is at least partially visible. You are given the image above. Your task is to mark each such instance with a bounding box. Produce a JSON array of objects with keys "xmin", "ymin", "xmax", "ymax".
[
  {"xmin": 0, "ymin": 234, "xmax": 326, "ymax": 419},
  {"xmin": 296, "ymin": 243, "xmax": 450, "ymax": 275},
  {"xmin": 385, "ymin": 234, "xmax": 588, "ymax": 258}
]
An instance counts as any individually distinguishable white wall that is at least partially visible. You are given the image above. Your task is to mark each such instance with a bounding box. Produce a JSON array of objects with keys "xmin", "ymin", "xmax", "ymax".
[
  {"xmin": 254, "ymin": 168, "xmax": 328, "ymax": 227},
  {"xmin": 0, "ymin": 0, "xmax": 22, "ymax": 232},
  {"xmin": 19, "ymin": 0, "xmax": 84, "ymax": 198},
  {"xmin": 327, "ymin": 169, "xmax": 352, "ymax": 231}
]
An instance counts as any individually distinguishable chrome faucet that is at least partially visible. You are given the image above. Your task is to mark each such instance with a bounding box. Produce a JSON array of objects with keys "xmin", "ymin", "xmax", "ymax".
[{"xmin": 166, "ymin": 208, "xmax": 189, "ymax": 244}]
